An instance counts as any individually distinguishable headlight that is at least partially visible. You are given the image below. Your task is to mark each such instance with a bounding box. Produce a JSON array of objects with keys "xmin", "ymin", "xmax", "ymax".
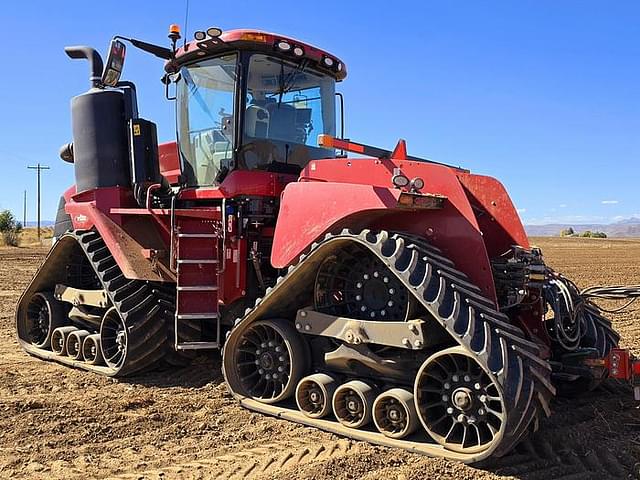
[
  {"xmin": 392, "ymin": 173, "xmax": 410, "ymax": 188},
  {"xmin": 207, "ymin": 27, "xmax": 223, "ymax": 38},
  {"xmin": 410, "ymin": 177, "xmax": 425, "ymax": 191}
]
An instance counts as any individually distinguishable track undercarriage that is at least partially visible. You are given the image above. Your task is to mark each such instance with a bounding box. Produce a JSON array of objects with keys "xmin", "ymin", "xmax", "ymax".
[
  {"xmin": 15, "ymin": 230, "xmax": 185, "ymax": 377},
  {"xmin": 223, "ymin": 229, "xmax": 558, "ymax": 462}
]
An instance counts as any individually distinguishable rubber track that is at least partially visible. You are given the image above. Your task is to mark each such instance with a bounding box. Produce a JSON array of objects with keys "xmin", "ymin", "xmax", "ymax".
[
  {"xmin": 545, "ymin": 273, "xmax": 620, "ymax": 357},
  {"xmin": 78, "ymin": 230, "xmax": 176, "ymax": 375},
  {"xmin": 18, "ymin": 230, "xmax": 175, "ymax": 376},
  {"xmin": 547, "ymin": 276, "xmax": 621, "ymax": 394},
  {"xmin": 223, "ymin": 229, "xmax": 556, "ymax": 461},
  {"xmin": 582, "ymin": 303, "xmax": 620, "ymax": 357},
  {"xmin": 109, "ymin": 439, "xmax": 354, "ymax": 480}
]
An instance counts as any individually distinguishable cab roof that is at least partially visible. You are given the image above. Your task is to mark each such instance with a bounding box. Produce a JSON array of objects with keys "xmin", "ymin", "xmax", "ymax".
[{"xmin": 168, "ymin": 29, "xmax": 347, "ymax": 81}]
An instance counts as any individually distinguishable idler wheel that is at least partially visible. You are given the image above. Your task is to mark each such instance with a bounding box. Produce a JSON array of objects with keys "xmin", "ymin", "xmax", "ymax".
[
  {"xmin": 82, "ymin": 333, "xmax": 105, "ymax": 365},
  {"xmin": 66, "ymin": 329, "xmax": 90, "ymax": 360},
  {"xmin": 24, "ymin": 292, "xmax": 66, "ymax": 349},
  {"xmin": 415, "ymin": 346, "xmax": 506, "ymax": 454},
  {"xmin": 100, "ymin": 307, "xmax": 128, "ymax": 370},
  {"xmin": 314, "ymin": 244, "xmax": 414, "ymax": 321},
  {"xmin": 296, "ymin": 373, "xmax": 337, "ymax": 419},
  {"xmin": 373, "ymin": 388, "xmax": 419, "ymax": 439},
  {"xmin": 51, "ymin": 326, "xmax": 79, "ymax": 356},
  {"xmin": 332, "ymin": 380, "xmax": 376, "ymax": 428},
  {"xmin": 225, "ymin": 319, "xmax": 308, "ymax": 404}
]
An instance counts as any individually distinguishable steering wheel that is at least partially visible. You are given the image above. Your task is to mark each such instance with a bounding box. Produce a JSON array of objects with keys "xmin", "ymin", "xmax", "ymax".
[{"xmin": 237, "ymin": 140, "xmax": 280, "ymax": 169}]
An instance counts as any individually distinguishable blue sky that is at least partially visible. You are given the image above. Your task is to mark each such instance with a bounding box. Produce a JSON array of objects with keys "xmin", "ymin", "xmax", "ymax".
[{"xmin": 2, "ymin": 1, "xmax": 638, "ymax": 225}]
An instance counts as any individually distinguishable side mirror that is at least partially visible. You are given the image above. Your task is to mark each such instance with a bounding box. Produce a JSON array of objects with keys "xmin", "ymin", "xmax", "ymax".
[{"xmin": 101, "ymin": 39, "xmax": 126, "ymax": 87}]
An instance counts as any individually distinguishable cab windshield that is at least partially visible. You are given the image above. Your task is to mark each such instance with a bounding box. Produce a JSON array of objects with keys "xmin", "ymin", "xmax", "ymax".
[
  {"xmin": 241, "ymin": 54, "xmax": 335, "ymax": 171},
  {"xmin": 177, "ymin": 54, "xmax": 237, "ymax": 186},
  {"xmin": 177, "ymin": 52, "xmax": 337, "ymax": 186}
]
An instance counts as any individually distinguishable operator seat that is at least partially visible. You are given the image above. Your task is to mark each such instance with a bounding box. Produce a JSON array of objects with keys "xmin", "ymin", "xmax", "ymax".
[{"xmin": 266, "ymin": 103, "xmax": 297, "ymax": 142}]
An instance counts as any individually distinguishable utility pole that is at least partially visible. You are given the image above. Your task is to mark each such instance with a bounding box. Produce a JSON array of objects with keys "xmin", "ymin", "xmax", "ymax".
[
  {"xmin": 23, "ymin": 190, "xmax": 27, "ymax": 228},
  {"xmin": 27, "ymin": 163, "xmax": 50, "ymax": 241}
]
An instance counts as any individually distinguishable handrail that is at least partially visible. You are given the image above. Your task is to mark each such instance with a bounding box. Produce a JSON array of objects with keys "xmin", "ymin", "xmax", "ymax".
[
  {"xmin": 169, "ymin": 194, "xmax": 177, "ymax": 273},
  {"xmin": 145, "ymin": 184, "xmax": 171, "ymax": 236},
  {"xmin": 218, "ymin": 198, "xmax": 227, "ymax": 274}
]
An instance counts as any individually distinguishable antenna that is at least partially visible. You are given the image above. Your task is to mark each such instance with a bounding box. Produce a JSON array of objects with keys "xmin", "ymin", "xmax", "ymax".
[{"xmin": 183, "ymin": 0, "xmax": 190, "ymax": 47}]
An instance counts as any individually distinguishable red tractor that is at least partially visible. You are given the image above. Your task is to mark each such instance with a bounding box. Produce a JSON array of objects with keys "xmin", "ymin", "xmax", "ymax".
[{"xmin": 15, "ymin": 25, "xmax": 639, "ymax": 462}]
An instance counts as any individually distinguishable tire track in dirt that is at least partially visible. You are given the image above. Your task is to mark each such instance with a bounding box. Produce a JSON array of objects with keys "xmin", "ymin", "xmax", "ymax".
[
  {"xmin": 485, "ymin": 434, "xmax": 629, "ymax": 480},
  {"xmin": 109, "ymin": 439, "xmax": 356, "ymax": 480},
  {"xmin": 481, "ymin": 380, "xmax": 637, "ymax": 479}
]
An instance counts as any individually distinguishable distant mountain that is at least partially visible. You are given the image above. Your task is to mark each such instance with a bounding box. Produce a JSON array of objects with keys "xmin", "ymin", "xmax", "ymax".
[
  {"xmin": 526, "ymin": 217, "xmax": 640, "ymax": 237},
  {"xmin": 613, "ymin": 216, "xmax": 640, "ymax": 225}
]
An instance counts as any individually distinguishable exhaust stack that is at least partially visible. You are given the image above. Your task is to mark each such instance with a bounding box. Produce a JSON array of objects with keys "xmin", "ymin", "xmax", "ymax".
[
  {"xmin": 64, "ymin": 46, "xmax": 104, "ymax": 88},
  {"xmin": 65, "ymin": 44, "xmax": 130, "ymax": 194}
]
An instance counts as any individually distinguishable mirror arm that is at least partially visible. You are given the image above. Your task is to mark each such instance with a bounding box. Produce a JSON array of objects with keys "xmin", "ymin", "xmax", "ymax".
[{"xmin": 115, "ymin": 35, "xmax": 172, "ymax": 60}]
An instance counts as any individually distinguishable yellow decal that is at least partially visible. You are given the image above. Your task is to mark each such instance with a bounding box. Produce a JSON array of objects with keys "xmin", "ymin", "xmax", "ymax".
[{"xmin": 133, "ymin": 124, "xmax": 141, "ymax": 136}]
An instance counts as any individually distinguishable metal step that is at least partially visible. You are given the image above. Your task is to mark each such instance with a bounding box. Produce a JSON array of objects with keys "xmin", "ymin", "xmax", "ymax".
[
  {"xmin": 177, "ymin": 286, "xmax": 219, "ymax": 292},
  {"xmin": 177, "ymin": 233, "xmax": 217, "ymax": 238},
  {"xmin": 177, "ymin": 259, "xmax": 218, "ymax": 264},
  {"xmin": 177, "ymin": 313, "xmax": 218, "ymax": 320},
  {"xmin": 175, "ymin": 341, "xmax": 220, "ymax": 351}
]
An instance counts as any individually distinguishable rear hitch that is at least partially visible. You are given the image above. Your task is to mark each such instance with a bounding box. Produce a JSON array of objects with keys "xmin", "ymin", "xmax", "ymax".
[{"xmin": 602, "ymin": 348, "xmax": 640, "ymax": 401}]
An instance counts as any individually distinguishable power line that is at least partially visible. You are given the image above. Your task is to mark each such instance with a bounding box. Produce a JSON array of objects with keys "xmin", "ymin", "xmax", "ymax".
[{"xmin": 27, "ymin": 163, "xmax": 50, "ymax": 241}]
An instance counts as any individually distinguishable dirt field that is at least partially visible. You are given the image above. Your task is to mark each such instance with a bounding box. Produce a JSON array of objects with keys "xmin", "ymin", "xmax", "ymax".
[{"xmin": 1, "ymin": 237, "xmax": 639, "ymax": 480}]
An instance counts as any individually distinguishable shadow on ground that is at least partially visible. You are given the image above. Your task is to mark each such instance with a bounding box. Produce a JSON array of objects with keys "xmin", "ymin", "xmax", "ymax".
[
  {"xmin": 479, "ymin": 380, "xmax": 639, "ymax": 479},
  {"xmin": 122, "ymin": 355, "xmax": 223, "ymax": 389}
]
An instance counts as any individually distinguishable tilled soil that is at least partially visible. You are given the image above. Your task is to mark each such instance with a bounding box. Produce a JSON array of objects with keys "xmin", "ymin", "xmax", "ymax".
[{"xmin": 0, "ymin": 237, "xmax": 639, "ymax": 480}]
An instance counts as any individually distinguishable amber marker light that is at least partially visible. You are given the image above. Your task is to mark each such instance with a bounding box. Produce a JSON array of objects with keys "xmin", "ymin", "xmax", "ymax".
[
  {"xmin": 317, "ymin": 134, "xmax": 334, "ymax": 148},
  {"xmin": 240, "ymin": 32, "xmax": 268, "ymax": 42},
  {"xmin": 318, "ymin": 135, "xmax": 365, "ymax": 153}
]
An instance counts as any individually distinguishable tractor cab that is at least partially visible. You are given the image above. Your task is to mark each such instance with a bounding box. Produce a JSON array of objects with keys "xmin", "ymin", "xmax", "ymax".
[{"xmin": 166, "ymin": 29, "xmax": 346, "ymax": 187}]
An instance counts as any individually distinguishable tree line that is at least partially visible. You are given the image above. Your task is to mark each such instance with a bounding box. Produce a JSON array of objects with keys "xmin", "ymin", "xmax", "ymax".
[{"xmin": 560, "ymin": 227, "xmax": 607, "ymax": 238}]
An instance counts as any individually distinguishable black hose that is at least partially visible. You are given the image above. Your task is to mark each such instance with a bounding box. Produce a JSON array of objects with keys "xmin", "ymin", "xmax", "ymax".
[{"xmin": 580, "ymin": 285, "xmax": 640, "ymax": 313}]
